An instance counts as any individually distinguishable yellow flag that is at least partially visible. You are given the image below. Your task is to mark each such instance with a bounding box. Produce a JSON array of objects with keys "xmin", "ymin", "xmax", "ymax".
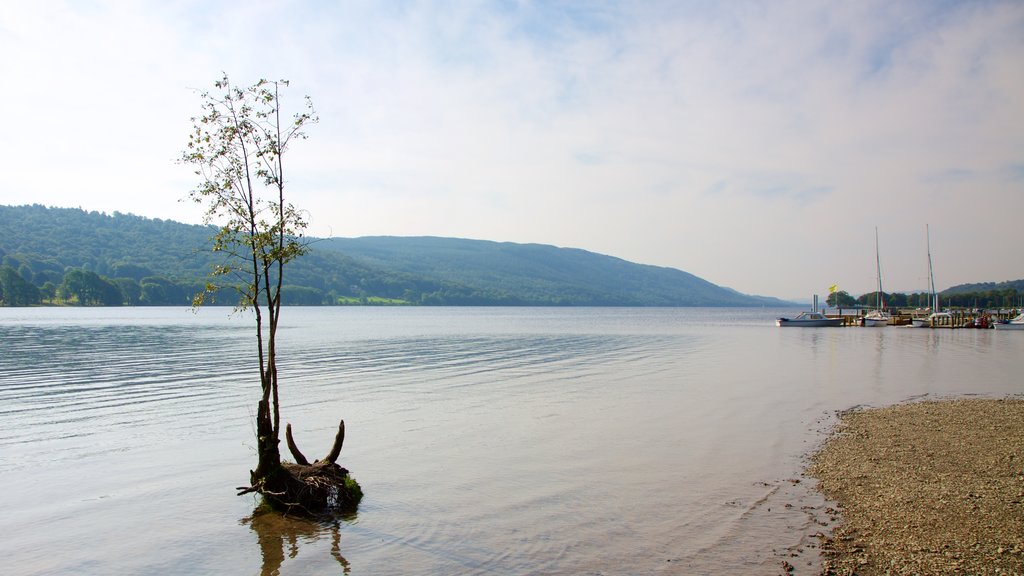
[{"xmin": 828, "ymin": 284, "xmax": 838, "ymax": 294}]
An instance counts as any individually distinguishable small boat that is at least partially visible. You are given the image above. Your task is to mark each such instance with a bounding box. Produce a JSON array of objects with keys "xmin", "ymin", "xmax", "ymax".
[
  {"xmin": 863, "ymin": 227, "xmax": 890, "ymax": 327},
  {"xmin": 863, "ymin": 310, "xmax": 891, "ymax": 327},
  {"xmin": 911, "ymin": 224, "xmax": 941, "ymax": 328},
  {"xmin": 909, "ymin": 307, "xmax": 938, "ymax": 327},
  {"xmin": 913, "ymin": 311, "xmax": 954, "ymax": 328},
  {"xmin": 776, "ymin": 311, "xmax": 844, "ymax": 327},
  {"xmin": 994, "ymin": 312, "xmax": 1024, "ymax": 330}
]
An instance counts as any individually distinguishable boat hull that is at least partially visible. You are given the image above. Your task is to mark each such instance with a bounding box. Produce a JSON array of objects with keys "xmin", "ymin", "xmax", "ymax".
[
  {"xmin": 994, "ymin": 313, "xmax": 1024, "ymax": 330},
  {"xmin": 776, "ymin": 318, "xmax": 844, "ymax": 327},
  {"xmin": 994, "ymin": 322, "xmax": 1024, "ymax": 331},
  {"xmin": 912, "ymin": 312, "xmax": 954, "ymax": 328}
]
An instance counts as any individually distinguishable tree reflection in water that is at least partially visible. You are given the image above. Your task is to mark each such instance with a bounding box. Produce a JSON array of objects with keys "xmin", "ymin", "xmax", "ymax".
[{"xmin": 242, "ymin": 509, "xmax": 353, "ymax": 575}]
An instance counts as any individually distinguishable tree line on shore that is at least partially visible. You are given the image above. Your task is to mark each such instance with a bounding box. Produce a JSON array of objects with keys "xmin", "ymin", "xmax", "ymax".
[
  {"xmin": 826, "ymin": 288, "xmax": 1024, "ymax": 311},
  {"xmin": 0, "ymin": 257, "xmax": 558, "ymax": 307},
  {"xmin": 0, "ymin": 263, "xmax": 199, "ymax": 306},
  {"xmin": 0, "ymin": 260, "xmax": 368, "ymax": 307}
]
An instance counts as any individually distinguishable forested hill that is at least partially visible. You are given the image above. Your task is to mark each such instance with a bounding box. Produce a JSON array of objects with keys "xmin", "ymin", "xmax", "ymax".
[
  {"xmin": 944, "ymin": 279, "xmax": 1024, "ymax": 295},
  {"xmin": 0, "ymin": 204, "xmax": 787, "ymax": 306},
  {"xmin": 316, "ymin": 236, "xmax": 781, "ymax": 306}
]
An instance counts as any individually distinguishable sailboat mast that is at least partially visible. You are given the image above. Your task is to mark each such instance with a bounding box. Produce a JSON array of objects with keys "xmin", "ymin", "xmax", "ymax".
[
  {"xmin": 874, "ymin": 226, "xmax": 883, "ymax": 310},
  {"xmin": 926, "ymin": 224, "xmax": 937, "ymax": 310}
]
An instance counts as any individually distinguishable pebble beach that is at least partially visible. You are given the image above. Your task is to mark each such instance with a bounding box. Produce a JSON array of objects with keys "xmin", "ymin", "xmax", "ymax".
[{"xmin": 809, "ymin": 398, "xmax": 1024, "ymax": 575}]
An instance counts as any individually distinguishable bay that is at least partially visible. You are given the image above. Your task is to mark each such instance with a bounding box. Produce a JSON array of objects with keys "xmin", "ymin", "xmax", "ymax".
[{"xmin": 1, "ymin": 307, "xmax": 1021, "ymax": 575}]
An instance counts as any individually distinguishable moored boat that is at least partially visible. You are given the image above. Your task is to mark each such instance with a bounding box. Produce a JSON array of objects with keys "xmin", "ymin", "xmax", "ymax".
[
  {"xmin": 863, "ymin": 310, "xmax": 891, "ymax": 327},
  {"xmin": 776, "ymin": 311, "xmax": 844, "ymax": 327},
  {"xmin": 911, "ymin": 224, "xmax": 942, "ymax": 328},
  {"xmin": 994, "ymin": 312, "xmax": 1024, "ymax": 330},
  {"xmin": 863, "ymin": 227, "xmax": 890, "ymax": 327},
  {"xmin": 912, "ymin": 311, "xmax": 953, "ymax": 328}
]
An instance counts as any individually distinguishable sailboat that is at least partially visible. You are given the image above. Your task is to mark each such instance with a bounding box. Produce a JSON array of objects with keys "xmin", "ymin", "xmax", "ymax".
[
  {"xmin": 863, "ymin": 227, "xmax": 890, "ymax": 327},
  {"xmin": 911, "ymin": 225, "xmax": 951, "ymax": 328}
]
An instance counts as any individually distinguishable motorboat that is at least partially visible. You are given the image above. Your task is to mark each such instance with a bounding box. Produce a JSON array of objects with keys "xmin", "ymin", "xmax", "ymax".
[
  {"xmin": 994, "ymin": 312, "xmax": 1024, "ymax": 330},
  {"xmin": 776, "ymin": 311, "xmax": 843, "ymax": 327}
]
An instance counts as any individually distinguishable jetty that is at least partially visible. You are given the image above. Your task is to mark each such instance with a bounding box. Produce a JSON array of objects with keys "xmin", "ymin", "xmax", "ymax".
[{"xmin": 822, "ymin": 308, "xmax": 1019, "ymax": 329}]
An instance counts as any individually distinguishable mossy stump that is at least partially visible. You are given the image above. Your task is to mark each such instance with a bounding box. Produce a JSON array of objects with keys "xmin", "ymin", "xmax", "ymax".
[{"xmin": 239, "ymin": 419, "xmax": 362, "ymax": 515}]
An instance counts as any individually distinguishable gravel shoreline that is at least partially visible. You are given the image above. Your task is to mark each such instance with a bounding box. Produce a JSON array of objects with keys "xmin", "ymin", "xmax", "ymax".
[{"xmin": 808, "ymin": 398, "xmax": 1024, "ymax": 575}]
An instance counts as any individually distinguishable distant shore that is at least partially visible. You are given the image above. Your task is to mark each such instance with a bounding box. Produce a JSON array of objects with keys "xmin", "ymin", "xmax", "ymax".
[{"xmin": 808, "ymin": 398, "xmax": 1024, "ymax": 575}]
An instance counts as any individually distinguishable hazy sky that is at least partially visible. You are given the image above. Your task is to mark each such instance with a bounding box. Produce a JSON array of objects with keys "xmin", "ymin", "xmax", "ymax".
[{"xmin": 2, "ymin": 1, "xmax": 1022, "ymax": 299}]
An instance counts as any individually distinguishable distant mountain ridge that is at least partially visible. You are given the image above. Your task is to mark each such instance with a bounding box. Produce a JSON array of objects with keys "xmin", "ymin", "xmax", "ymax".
[
  {"xmin": 943, "ymin": 279, "xmax": 1024, "ymax": 295},
  {"xmin": 0, "ymin": 204, "xmax": 789, "ymax": 306},
  {"xmin": 317, "ymin": 236, "xmax": 787, "ymax": 306}
]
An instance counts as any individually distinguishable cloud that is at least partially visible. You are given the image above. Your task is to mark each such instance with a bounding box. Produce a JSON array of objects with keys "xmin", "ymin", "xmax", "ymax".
[{"xmin": 1, "ymin": 0, "xmax": 1021, "ymax": 298}]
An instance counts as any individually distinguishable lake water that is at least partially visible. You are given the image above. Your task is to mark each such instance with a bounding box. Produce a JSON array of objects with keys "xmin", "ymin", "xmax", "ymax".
[{"xmin": 1, "ymin": 307, "xmax": 1021, "ymax": 575}]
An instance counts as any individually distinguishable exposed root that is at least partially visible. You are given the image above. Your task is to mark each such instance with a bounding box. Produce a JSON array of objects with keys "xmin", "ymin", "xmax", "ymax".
[{"xmin": 236, "ymin": 484, "xmax": 261, "ymax": 496}]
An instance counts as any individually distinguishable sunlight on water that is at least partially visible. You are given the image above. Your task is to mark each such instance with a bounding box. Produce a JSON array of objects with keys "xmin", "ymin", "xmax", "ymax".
[{"xmin": 1, "ymin": 307, "xmax": 1021, "ymax": 575}]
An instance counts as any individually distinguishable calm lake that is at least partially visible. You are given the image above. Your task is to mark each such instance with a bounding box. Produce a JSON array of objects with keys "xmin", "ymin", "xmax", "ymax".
[{"xmin": 2, "ymin": 307, "xmax": 1021, "ymax": 575}]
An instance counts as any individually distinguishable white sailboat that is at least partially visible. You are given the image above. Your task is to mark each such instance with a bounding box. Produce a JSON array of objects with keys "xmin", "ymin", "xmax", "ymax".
[
  {"xmin": 911, "ymin": 224, "xmax": 951, "ymax": 328},
  {"xmin": 863, "ymin": 227, "xmax": 890, "ymax": 327}
]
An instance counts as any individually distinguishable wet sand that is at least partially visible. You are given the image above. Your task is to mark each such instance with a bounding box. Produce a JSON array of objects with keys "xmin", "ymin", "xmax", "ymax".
[{"xmin": 808, "ymin": 398, "xmax": 1024, "ymax": 575}]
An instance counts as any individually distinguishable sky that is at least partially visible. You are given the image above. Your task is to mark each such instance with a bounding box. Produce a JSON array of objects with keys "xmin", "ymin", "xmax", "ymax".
[{"xmin": 2, "ymin": 1, "xmax": 1022, "ymax": 299}]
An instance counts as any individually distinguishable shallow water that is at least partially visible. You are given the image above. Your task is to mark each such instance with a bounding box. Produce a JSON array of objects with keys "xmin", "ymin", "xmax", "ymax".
[{"xmin": 1, "ymin": 307, "xmax": 1021, "ymax": 575}]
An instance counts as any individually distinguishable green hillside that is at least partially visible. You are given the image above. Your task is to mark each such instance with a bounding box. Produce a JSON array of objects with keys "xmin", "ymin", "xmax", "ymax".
[
  {"xmin": 317, "ymin": 237, "xmax": 781, "ymax": 306},
  {"xmin": 943, "ymin": 279, "xmax": 1024, "ymax": 295},
  {"xmin": 0, "ymin": 204, "xmax": 786, "ymax": 307}
]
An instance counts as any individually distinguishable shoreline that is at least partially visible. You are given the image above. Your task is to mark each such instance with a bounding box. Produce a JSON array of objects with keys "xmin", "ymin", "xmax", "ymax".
[{"xmin": 808, "ymin": 398, "xmax": 1024, "ymax": 575}]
